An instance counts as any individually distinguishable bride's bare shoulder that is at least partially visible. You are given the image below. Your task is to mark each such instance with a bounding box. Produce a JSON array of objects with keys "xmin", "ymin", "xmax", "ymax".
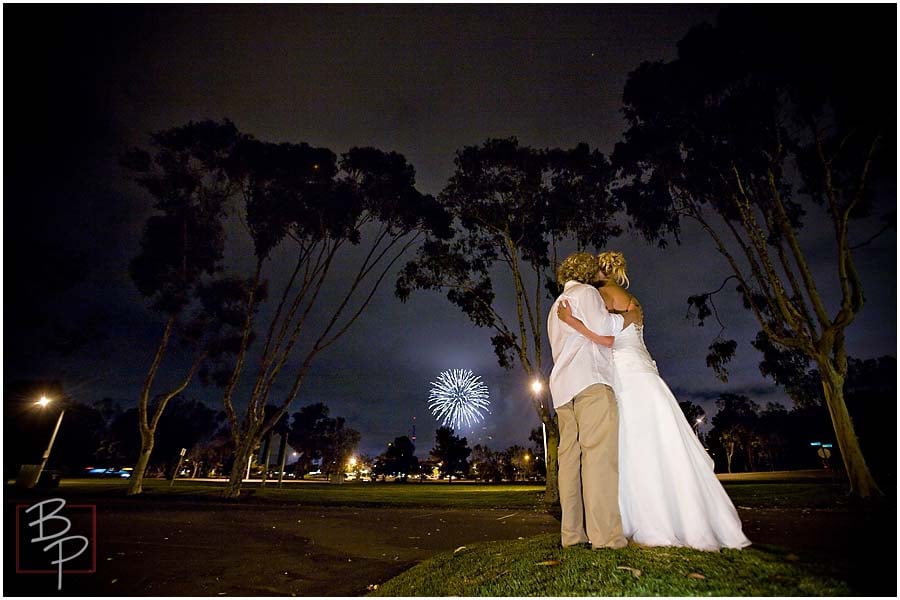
[{"xmin": 601, "ymin": 285, "xmax": 632, "ymax": 310}]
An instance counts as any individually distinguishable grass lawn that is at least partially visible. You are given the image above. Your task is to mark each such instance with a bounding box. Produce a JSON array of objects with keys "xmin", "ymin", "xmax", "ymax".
[
  {"xmin": 368, "ymin": 533, "xmax": 850, "ymax": 596},
  {"xmin": 47, "ymin": 477, "xmax": 861, "ymax": 510},
  {"xmin": 49, "ymin": 478, "xmax": 550, "ymax": 509},
  {"xmin": 720, "ymin": 481, "xmax": 865, "ymax": 509}
]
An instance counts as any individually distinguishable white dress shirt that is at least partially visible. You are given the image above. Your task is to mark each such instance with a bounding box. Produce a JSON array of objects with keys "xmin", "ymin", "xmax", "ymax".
[{"xmin": 547, "ymin": 281, "xmax": 624, "ymax": 409}]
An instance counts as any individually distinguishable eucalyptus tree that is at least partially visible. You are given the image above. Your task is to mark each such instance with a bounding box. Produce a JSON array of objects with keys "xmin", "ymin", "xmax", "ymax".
[
  {"xmin": 613, "ymin": 8, "xmax": 891, "ymax": 496},
  {"xmin": 288, "ymin": 402, "xmax": 331, "ymax": 478},
  {"xmin": 122, "ymin": 120, "xmax": 252, "ymax": 494},
  {"xmin": 430, "ymin": 426, "xmax": 471, "ymax": 482},
  {"xmin": 470, "ymin": 444, "xmax": 502, "ymax": 482},
  {"xmin": 318, "ymin": 418, "xmax": 361, "ymax": 480},
  {"xmin": 375, "ymin": 436, "xmax": 420, "ymax": 482},
  {"xmin": 286, "ymin": 402, "xmax": 360, "ymax": 481},
  {"xmin": 397, "ymin": 138, "xmax": 620, "ymax": 503},
  {"xmin": 217, "ymin": 140, "xmax": 450, "ymax": 498},
  {"xmin": 708, "ymin": 394, "xmax": 760, "ymax": 474}
]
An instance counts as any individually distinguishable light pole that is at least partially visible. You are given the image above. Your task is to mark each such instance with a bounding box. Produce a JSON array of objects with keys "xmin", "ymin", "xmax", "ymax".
[
  {"xmin": 693, "ymin": 416, "xmax": 704, "ymax": 437},
  {"xmin": 531, "ymin": 379, "xmax": 548, "ymax": 466},
  {"xmin": 34, "ymin": 396, "xmax": 66, "ymax": 487}
]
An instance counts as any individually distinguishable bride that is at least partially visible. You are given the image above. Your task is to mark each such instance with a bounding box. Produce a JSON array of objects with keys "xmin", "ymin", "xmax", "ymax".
[{"xmin": 557, "ymin": 251, "xmax": 751, "ymax": 551}]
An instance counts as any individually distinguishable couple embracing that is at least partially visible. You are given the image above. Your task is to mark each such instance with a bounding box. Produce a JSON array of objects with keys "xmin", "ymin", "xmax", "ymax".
[{"xmin": 547, "ymin": 251, "xmax": 751, "ymax": 551}]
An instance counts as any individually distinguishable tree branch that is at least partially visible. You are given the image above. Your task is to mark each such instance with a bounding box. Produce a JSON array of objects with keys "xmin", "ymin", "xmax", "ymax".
[
  {"xmin": 730, "ymin": 164, "xmax": 804, "ymax": 334},
  {"xmin": 138, "ymin": 316, "xmax": 175, "ymax": 435},
  {"xmin": 850, "ymin": 220, "xmax": 894, "ymax": 250}
]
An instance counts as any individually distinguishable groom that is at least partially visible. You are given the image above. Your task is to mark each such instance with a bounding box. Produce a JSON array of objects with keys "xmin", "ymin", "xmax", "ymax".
[{"xmin": 547, "ymin": 252, "xmax": 640, "ymax": 549}]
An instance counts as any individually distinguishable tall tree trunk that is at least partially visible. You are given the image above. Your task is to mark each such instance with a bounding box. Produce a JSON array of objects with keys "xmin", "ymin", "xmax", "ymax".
[
  {"xmin": 224, "ymin": 436, "xmax": 257, "ymax": 499},
  {"xmin": 276, "ymin": 433, "xmax": 288, "ymax": 487},
  {"xmin": 543, "ymin": 419, "xmax": 560, "ymax": 505},
  {"xmin": 259, "ymin": 433, "xmax": 272, "ymax": 487},
  {"xmin": 128, "ymin": 318, "xmax": 205, "ymax": 495},
  {"xmin": 726, "ymin": 441, "xmax": 734, "ymax": 474},
  {"xmin": 816, "ymin": 358, "xmax": 882, "ymax": 497},
  {"xmin": 129, "ymin": 319, "xmax": 172, "ymax": 496},
  {"xmin": 127, "ymin": 432, "xmax": 155, "ymax": 495}
]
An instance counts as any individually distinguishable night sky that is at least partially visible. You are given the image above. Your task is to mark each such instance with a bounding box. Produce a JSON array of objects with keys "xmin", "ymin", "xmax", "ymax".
[{"xmin": 4, "ymin": 5, "xmax": 896, "ymax": 459}]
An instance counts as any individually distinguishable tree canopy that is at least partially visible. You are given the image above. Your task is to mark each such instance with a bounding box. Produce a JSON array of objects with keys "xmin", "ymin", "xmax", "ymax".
[
  {"xmin": 613, "ymin": 6, "xmax": 891, "ymax": 497},
  {"xmin": 375, "ymin": 436, "xmax": 420, "ymax": 481},
  {"xmin": 430, "ymin": 426, "xmax": 471, "ymax": 481},
  {"xmin": 397, "ymin": 137, "xmax": 621, "ymax": 502}
]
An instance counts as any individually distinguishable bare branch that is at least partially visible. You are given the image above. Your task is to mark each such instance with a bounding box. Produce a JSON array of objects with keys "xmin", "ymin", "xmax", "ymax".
[
  {"xmin": 850, "ymin": 220, "xmax": 895, "ymax": 250},
  {"xmin": 730, "ymin": 165, "xmax": 804, "ymax": 334},
  {"xmin": 138, "ymin": 317, "xmax": 175, "ymax": 435},
  {"xmin": 149, "ymin": 348, "xmax": 208, "ymax": 432}
]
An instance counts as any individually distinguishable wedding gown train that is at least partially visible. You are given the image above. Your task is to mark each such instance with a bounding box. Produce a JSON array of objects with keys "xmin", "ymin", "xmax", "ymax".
[{"xmin": 613, "ymin": 323, "xmax": 752, "ymax": 551}]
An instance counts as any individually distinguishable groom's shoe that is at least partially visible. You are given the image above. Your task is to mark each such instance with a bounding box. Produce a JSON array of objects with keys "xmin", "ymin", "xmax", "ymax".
[
  {"xmin": 593, "ymin": 537, "xmax": 628, "ymax": 550},
  {"xmin": 567, "ymin": 542, "xmax": 592, "ymax": 550}
]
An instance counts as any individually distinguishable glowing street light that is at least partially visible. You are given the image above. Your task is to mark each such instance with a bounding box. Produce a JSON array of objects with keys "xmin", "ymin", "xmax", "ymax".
[
  {"xmin": 693, "ymin": 416, "xmax": 704, "ymax": 436},
  {"xmin": 530, "ymin": 379, "xmax": 548, "ymax": 464},
  {"xmin": 30, "ymin": 396, "xmax": 66, "ymax": 488}
]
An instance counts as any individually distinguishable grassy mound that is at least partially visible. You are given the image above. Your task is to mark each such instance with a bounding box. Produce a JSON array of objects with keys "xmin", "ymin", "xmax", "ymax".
[{"xmin": 369, "ymin": 533, "xmax": 849, "ymax": 596}]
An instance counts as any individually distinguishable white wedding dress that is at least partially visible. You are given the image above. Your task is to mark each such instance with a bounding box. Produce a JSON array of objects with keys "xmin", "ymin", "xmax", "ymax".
[{"xmin": 612, "ymin": 323, "xmax": 752, "ymax": 551}]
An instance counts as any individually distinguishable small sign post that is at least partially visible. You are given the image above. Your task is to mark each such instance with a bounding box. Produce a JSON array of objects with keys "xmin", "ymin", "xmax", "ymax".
[{"xmin": 170, "ymin": 448, "xmax": 187, "ymax": 486}]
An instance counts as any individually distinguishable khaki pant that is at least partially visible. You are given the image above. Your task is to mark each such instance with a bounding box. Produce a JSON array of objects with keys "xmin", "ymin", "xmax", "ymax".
[{"xmin": 557, "ymin": 383, "xmax": 626, "ymax": 549}]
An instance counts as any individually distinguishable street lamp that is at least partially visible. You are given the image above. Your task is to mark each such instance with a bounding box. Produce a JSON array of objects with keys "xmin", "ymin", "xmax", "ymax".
[
  {"xmin": 693, "ymin": 416, "xmax": 704, "ymax": 436},
  {"xmin": 530, "ymin": 379, "xmax": 548, "ymax": 465},
  {"xmin": 34, "ymin": 396, "xmax": 66, "ymax": 486}
]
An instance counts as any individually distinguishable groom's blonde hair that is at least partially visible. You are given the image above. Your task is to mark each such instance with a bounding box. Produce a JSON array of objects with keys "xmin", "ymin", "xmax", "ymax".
[{"xmin": 557, "ymin": 252, "xmax": 599, "ymax": 285}]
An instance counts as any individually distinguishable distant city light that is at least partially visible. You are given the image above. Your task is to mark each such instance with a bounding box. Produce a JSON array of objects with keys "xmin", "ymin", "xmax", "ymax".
[{"xmin": 428, "ymin": 369, "xmax": 491, "ymax": 430}]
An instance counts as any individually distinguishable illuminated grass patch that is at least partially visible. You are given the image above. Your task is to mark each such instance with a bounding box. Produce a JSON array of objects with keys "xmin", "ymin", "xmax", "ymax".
[{"xmin": 369, "ymin": 533, "xmax": 850, "ymax": 596}]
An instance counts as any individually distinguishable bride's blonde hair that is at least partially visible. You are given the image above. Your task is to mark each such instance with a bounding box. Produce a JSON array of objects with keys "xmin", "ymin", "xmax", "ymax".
[{"xmin": 597, "ymin": 251, "xmax": 629, "ymax": 288}]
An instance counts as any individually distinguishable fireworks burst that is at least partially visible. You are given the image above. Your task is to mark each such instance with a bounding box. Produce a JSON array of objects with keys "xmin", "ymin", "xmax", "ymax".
[{"xmin": 428, "ymin": 368, "xmax": 491, "ymax": 430}]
